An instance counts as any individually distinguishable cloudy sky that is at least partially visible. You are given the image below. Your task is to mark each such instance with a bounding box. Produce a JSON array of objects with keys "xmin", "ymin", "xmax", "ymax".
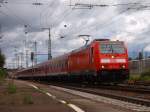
[{"xmin": 0, "ymin": 0, "xmax": 150, "ymax": 68}]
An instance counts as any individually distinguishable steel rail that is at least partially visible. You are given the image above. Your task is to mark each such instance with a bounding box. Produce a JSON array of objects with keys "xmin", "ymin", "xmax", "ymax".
[
  {"xmin": 54, "ymin": 85, "xmax": 150, "ymax": 107},
  {"xmin": 23, "ymin": 80, "xmax": 150, "ymax": 106},
  {"xmin": 95, "ymin": 84, "xmax": 150, "ymax": 94}
]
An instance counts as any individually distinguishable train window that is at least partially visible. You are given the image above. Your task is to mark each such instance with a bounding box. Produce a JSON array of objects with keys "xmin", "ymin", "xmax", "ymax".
[{"xmin": 100, "ymin": 43, "xmax": 125, "ymax": 54}]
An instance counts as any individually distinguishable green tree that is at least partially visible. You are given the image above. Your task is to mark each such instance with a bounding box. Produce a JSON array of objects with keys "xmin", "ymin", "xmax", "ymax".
[{"xmin": 0, "ymin": 50, "xmax": 5, "ymax": 68}]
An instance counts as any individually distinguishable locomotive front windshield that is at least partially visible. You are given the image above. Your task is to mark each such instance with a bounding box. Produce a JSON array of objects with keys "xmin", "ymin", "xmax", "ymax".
[{"xmin": 100, "ymin": 43, "xmax": 125, "ymax": 54}]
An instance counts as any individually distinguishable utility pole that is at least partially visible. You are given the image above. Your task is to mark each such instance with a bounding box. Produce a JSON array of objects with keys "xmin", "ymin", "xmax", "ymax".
[
  {"xmin": 17, "ymin": 54, "xmax": 19, "ymax": 69},
  {"xmin": 14, "ymin": 47, "xmax": 18, "ymax": 69},
  {"xmin": 25, "ymin": 49, "xmax": 29, "ymax": 68},
  {"xmin": 42, "ymin": 28, "xmax": 52, "ymax": 60},
  {"xmin": 0, "ymin": 24, "xmax": 2, "ymax": 39},
  {"xmin": 19, "ymin": 52, "xmax": 23, "ymax": 68},
  {"xmin": 23, "ymin": 40, "xmax": 29, "ymax": 68},
  {"xmin": 34, "ymin": 41, "xmax": 37, "ymax": 65},
  {"xmin": 0, "ymin": 25, "xmax": 3, "ymax": 52}
]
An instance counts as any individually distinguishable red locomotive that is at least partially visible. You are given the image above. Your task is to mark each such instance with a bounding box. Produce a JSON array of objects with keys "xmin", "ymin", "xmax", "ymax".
[{"xmin": 14, "ymin": 39, "xmax": 129, "ymax": 83}]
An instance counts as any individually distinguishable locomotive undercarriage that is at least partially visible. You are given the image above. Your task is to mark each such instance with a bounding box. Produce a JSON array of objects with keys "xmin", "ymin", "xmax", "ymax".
[
  {"xmin": 17, "ymin": 69, "xmax": 129, "ymax": 83},
  {"xmin": 97, "ymin": 69, "xmax": 129, "ymax": 82}
]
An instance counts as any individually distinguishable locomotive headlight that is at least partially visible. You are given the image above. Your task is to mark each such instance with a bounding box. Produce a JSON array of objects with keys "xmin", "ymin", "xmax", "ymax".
[
  {"xmin": 101, "ymin": 65, "xmax": 105, "ymax": 69},
  {"xmin": 116, "ymin": 59, "xmax": 126, "ymax": 63},
  {"xmin": 122, "ymin": 65, "xmax": 125, "ymax": 68},
  {"xmin": 111, "ymin": 56, "xmax": 115, "ymax": 58},
  {"xmin": 101, "ymin": 59, "xmax": 110, "ymax": 63}
]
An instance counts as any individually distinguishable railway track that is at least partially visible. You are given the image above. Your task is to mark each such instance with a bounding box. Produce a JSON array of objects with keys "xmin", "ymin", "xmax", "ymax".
[
  {"xmin": 48, "ymin": 82, "xmax": 150, "ymax": 94},
  {"xmin": 46, "ymin": 82, "xmax": 150, "ymax": 107},
  {"xmin": 127, "ymin": 81, "xmax": 150, "ymax": 87},
  {"xmin": 26, "ymin": 79, "xmax": 150, "ymax": 106},
  {"xmin": 62, "ymin": 86, "xmax": 150, "ymax": 106},
  {"xmin": 94, "ymin": 84, "xmax": 150, "ymax": 94}
]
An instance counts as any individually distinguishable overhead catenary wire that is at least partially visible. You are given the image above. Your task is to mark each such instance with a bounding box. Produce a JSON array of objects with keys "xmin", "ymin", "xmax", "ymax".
[
  {"xmin": 39, "ymin": 0, "xmax": 57, "ymax": 28},
  {"xmin": 0, "ymin": 9, "xmax": 27, "ymax": 28},
  {"xmin": 2, "ymin": 3, "xmax": 41, "ymax": 31},
  {"xmin": 52, "ymin": 9, "xmax": 72, "ymax": 27},
  {"xmin": 71, "ymin": 2, "xmax": 150, "ymax": 9},
  {"xmin": 43, "ymin": 1, "xmax": 73, "ymax": 27},
  {"xmin": 1, "ymin": 0, "xmax": 150, "ymax": 57},
  {"xmin": 68, "ymin": 1, "xmax": 149, "ymax": 39},
  {"xmin": 0, "ymin": 0, "xmax": 49, "ymax": 5},
  {"xmin": 66, "ymin": 8, "xmax": 130, "ymax": 39},
  {"xmin": 41, "ymin": 1, "xmax": 139, "ymax": 40},
  {"xmin": 90, "ymin": 2, "xmax": 150, "ymax": 35},
  {"xmin": 40, "ymin": 0, "xmax": 72, "ymax": 28}
]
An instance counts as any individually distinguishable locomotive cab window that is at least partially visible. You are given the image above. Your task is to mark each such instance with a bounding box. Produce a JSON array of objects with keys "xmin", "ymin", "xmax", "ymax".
[{"xmin": 100, "ymin": 43, "xmax": 125, "ymax": 54}]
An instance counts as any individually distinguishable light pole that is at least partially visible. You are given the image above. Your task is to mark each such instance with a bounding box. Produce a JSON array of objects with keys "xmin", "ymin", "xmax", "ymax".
[{"xmin": 42, "ymin": 28, "xmax": 52, "ymax": 60}]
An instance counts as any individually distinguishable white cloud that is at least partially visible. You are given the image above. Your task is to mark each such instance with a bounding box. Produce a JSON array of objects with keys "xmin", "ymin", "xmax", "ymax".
[
  {"xmin": 144, "ymin": 45, "xmax": 150, "ymax": 51},
  {"xmin": 112, "ymin": 33, "xmax": 136, "ymax": 43},
  {"xmin": 1, "ymin": 0, "xmax": 150, "ymax": 68},
  {"xmin": 124, "ymin": 12, "xmax": 150, "ymax": 33}
]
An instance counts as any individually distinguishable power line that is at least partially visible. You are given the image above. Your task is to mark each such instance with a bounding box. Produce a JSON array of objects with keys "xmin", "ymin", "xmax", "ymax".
[
  {"xmin": 0, "ymin": 0, "xmax": 48, "ymax": 5},
  {"xmin": 66, "ymin": 8, "xmax": 131, "ymax": 39},
  {"xmin": 52, "ymin": 9, "xmax": 72, "ymax": 27},
  {"xmin": 39, "ymin": 0, "xmax": 57, "ymax": 27},
  {"xmin": 70, "ymin": 2, "xmax": 150, "ymax": 9},
  {"xmin": 0, "ymin": 24, "xmax": 3, "ymax": 39},
  {"xmin": 68, "ymin": 1, "xmax": 149, "ymax": 38},
  {"xmin": 39, "ymin": 0, "xmax": 73, "ymax": 28},
  {"xmin": 2, "ymin": 3, "xmax": 40, "ymax": 31}
]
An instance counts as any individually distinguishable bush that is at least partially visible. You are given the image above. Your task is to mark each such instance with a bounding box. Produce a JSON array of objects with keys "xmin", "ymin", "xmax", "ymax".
[
  {"xmin": 0, "ymin": 69, "xmax": 7, "ymax": 77},
  {"xmin": 7, "ymin": 82, "xmax": 17, "ymax": 94},
  {"xmin": 141, "ymin": 69, "xmax": 150, "ymax": 77},
  {"xmin": 140, "ymin": 69, "xmax": 150, "ymax": 81},
  {"xmin": 0, "ymin": 52, "xmax": 5, "ymax": 68}
]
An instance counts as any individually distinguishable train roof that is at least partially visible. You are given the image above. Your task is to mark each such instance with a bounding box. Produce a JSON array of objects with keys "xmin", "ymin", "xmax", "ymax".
[
  {"xmin": 93, "ymin": 39, "xmax": 110, "ymax": 41},
  {"xmin": 69, "ymin": 39, "xmax": 110, "ymax": 53}
]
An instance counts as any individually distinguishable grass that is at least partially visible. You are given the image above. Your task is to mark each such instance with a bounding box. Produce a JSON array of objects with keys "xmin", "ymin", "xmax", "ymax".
[
  {"xmin": 129, "ymin": 74, "xmax": 140, "ymax": 81},
  {"xmin": 129, "ymin": 69, "xmax": 150, "ymax": 82},
  {"xmin": 140, "ymin": 69, "xmax": 150, "ymax": 81},
  {"xmin": 140, "ymin": 75, "xmax": 150, "ymax": 81},
  {"xmin": 7, "ymin": 82, "xmax": 17, "ymax": 94},
  {"xmin": 23, "ymin": 94, "xmax": 34, "ymax": 104},
  {"xmin": 0, "ymin": 68, "xmax": 7, "ymax": 85}
]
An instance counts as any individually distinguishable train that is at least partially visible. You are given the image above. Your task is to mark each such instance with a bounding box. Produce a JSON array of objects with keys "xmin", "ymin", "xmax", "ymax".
[{"xmin": 13, "ymin": 39, "xmax": 129, "ymax": 83}]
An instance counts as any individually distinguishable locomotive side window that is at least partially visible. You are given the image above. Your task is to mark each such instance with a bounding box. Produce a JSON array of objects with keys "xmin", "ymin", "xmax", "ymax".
[{"xmin": 100, "ymin": 43, "xmax": 125, "ymax": 54}]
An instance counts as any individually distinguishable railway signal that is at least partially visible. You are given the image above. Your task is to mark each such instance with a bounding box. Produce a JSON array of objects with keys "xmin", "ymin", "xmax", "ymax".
[{"xmin": 31, "ymin": 52, "xmax": 34, "ymax": 62}]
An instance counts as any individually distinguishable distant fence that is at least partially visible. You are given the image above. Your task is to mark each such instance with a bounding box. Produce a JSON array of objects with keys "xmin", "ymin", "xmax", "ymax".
[{"xmin": 129, "ymin": 58, "xmax": 150, "ymax": 74}]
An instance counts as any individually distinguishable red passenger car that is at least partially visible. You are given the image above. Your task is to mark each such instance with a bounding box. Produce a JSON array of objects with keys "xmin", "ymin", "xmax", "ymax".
[{"xmin": 14, "ymin": 39, "xmax": 129, "ymax": 83}]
